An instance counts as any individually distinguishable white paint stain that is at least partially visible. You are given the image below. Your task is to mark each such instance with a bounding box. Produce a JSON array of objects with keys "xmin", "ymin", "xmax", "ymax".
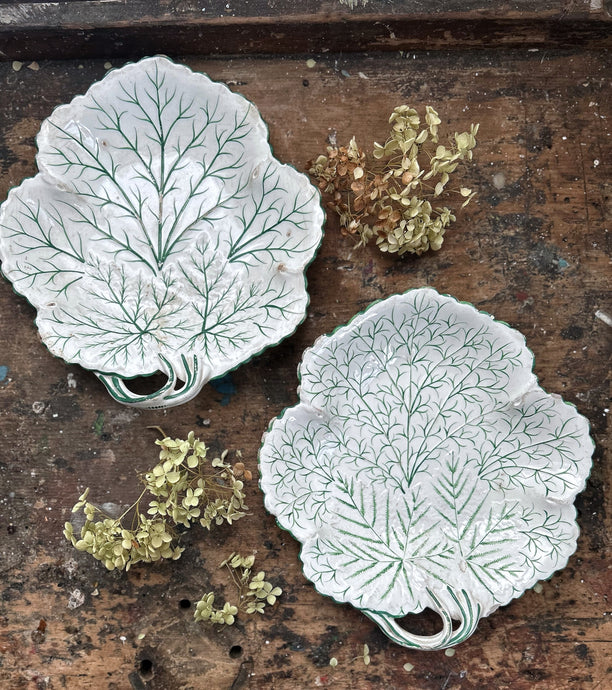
[
  {"xmin": 492, "ymin": 172, "xmax": 506, "ymax": 189},
  {"xmin": 0, "ymin": 3, "xmax": 60, "ymax": 25},
  {"xmin": 67, "ymin": 588, "xmax": 85, "ymax": 609},
  {"xmin": 32, "ymin": 401, "xmax": 45, "ymax": 414}
]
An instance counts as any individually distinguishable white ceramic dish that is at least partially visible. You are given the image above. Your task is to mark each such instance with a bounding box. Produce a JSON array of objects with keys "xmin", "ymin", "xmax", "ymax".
[
  {"xmin": 0, "ymin": 56, "xmax": 324, "ymax": 408},
  {"xmin": 259, "ymin": 288, "xmax": 593, "ymax": 650}
]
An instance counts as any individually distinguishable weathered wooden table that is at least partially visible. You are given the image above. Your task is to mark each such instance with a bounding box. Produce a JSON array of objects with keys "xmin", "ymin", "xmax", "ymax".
[{"xmin": 0, "ymin": 2, "xmax": 610, "ymax": 688}]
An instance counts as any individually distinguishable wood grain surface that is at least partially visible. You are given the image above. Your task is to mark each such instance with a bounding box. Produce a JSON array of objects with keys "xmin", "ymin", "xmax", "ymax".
[
  {"xmin": 0, "ymin": 44, "xmax": 610, "ymax": 689},
  {"xmin": 0, "ymin": 0, "xmax": 610, "ymax": 60}
]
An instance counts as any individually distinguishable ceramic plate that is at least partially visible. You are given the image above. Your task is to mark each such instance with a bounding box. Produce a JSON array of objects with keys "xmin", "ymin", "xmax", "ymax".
[
  {"xmin": 0, "ymin": 56, "xmax": 324, "ymax": 408},
  {"xmin": 259, "ymin": 288, "xmax": 593, "ymax": 650}
]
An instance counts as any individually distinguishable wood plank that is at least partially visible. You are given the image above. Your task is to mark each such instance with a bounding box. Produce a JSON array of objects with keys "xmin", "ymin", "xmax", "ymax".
[
  {"xmin": 0, "ymin": 0, "xmax": 610, "ymax": 60},
  {"xmin": 0, "ymin": 48, "xmax": 610, "ymax": 689}
]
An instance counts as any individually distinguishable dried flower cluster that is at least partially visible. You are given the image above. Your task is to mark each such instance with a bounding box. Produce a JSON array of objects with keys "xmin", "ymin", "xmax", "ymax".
[
  {"xmin": 194, "ymin": 553, "xmax": 282, "ymax": 625},
  {"xmin": 64, "ymin": 431, "xmax": 248, "ymax": 571},
  {"xmin": 308, "ymin": 105, "xmax": 478, "ymax": 255}
]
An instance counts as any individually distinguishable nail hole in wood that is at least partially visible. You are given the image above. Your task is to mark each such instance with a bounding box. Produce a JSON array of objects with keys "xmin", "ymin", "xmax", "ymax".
[
  {"xmin": 229, "ymin": 645, "xmax": 243, "ymax": 659},
  {"xmin": 139, "ymin": 658, "xmax": 154, "ymax": 680}
]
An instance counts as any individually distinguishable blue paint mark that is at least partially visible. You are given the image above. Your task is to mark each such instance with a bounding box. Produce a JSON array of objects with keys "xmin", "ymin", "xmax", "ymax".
[
  {"xmin": 210, "ymin": 373, "xmax": 237, "ymax": 406},
  {"xmin": 558, "ymin": 258, "xmax": 569, "ymax": 270},
  {"xmin": 0, "ymin": 365, "xmax": 8, "ymax": 383}
]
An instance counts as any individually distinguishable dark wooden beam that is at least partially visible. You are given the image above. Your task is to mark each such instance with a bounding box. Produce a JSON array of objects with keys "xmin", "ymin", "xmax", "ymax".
[{"xmin": 1, "ymin": 0, "xmax": 610, "ymax": 60}]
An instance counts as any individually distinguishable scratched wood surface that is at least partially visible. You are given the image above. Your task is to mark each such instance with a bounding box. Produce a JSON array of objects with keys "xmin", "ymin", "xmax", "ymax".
[
  {"xmin": 0, "ymin": 0, "xmax": 611, "ymax": 60},
  {"xmin": 0, "ymin": 26, "xmax": 611, "ymax": 690}
]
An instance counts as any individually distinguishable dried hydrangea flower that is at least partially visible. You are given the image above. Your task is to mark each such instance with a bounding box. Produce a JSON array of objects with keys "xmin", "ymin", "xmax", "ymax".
[
  {"xmin": 308, "ymin": 105, "xmax": 478, "ymax": 255},
  {"xmin": 65, "ymin": 431, "xmax": 249, "ymax": 570},
  {"xmin": 194, "ymin": 553, "xmax": 282, "ymax": 625}
]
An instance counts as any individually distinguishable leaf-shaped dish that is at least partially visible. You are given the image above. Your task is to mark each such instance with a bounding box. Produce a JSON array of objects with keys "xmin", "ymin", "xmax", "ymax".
[
  {"xmin": 0, "ymin": 56, "xmax": 324, "ymax": 408},
  {"xmin": 259, "ymin": 288, "xmax": 593, "ymax": 650}
]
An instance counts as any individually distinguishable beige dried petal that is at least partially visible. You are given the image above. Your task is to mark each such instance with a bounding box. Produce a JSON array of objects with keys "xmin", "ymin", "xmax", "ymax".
[
  {"xmin": 353, "ymin": 196, "xmax": 366, "ymax": 212},
  {"xmin": 415, "ymin": 128, "xmax": 428, "ymax": 144},
  {"xmin": 461, "ymin": 192, "xmax": 476, "ymax": 208},
  {"xmin": 425, "ymin": 105, "xmax": 441, "ymax": 124}
]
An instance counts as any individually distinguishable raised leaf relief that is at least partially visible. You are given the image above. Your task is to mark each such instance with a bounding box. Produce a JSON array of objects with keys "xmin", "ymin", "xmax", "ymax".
[
  {"xmin": 259, "ymin": 288, "xmax": 593, "ymax": 649},
  {"xmin": 0, "ymin": 57, "xmax": 323, "ymax": 407}
]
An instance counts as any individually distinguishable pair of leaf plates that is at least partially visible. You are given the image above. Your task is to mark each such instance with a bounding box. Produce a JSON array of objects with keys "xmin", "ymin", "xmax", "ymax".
[{"xmin": 0, "ymin": 57, "xmax": 593, "ymax": 650}]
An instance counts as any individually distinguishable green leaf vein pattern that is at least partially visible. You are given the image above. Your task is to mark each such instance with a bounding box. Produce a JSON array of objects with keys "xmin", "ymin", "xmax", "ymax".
[
  {"xmin": 259, "ymin": 289, "xmax": 593, "ymax": 646},
  {"xmin": 0, "ymin": 57, "xmax": 323, "ymax": 394}
]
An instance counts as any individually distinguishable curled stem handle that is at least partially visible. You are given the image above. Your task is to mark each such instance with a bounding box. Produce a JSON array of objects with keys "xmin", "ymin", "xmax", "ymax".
[
  {"xmin": 96, "ymin": 354, "xmax": 210, "ymax": 409},
  {"xmin": 365, "ymin": 587, "xmax": 481, "ymax": 651}
]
